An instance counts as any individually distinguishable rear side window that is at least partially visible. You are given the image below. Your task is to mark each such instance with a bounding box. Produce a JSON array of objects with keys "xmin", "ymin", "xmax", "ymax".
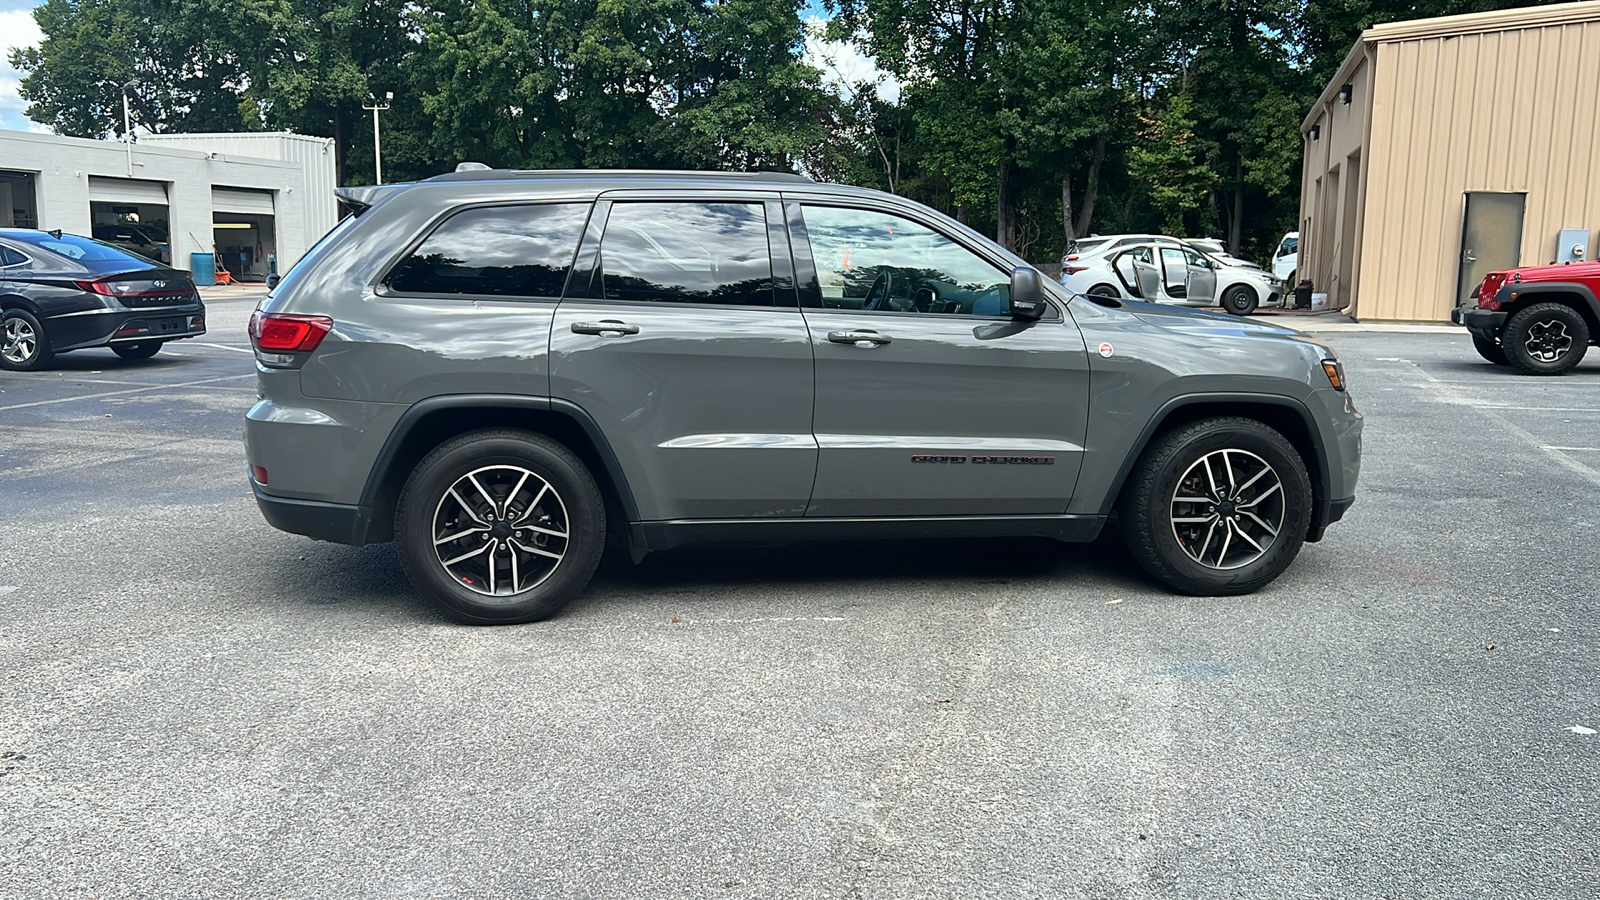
[
  {"xmin": 598, "ymin": 202, "xmax": 774, "ymax": 306},
  {"xmin": 388, "ymin": 203, "xmax": 590, "ymax": 298},
  {"xmin": 0, "ymin": 244, "xmax": 27, "ymax": 267}
]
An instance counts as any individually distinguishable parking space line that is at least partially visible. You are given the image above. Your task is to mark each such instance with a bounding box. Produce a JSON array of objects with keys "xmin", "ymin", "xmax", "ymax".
[
  {"xmin": 0, "ymin": 373, "xmax": 255, "ymax": 412},
  {"xmin": 192, "ymin": 343, "xmax": 255, "ymax": 354},
  {"xmin": 1395, "ymin": 355, "xmax": 1600, "ymax": 488}
]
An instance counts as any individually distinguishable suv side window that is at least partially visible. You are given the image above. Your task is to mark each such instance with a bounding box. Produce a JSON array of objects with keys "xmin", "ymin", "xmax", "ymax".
[
  {"xmin": 598, "ymin": 202, "xmax": 774, "ymax": 306},
  {"xmin": 387, "ymin": 203, "xmax": 589, "ymax": 298},
  {"xmin": 800, "ymin": 205, "xmax": 1010, "ymax": 315}
]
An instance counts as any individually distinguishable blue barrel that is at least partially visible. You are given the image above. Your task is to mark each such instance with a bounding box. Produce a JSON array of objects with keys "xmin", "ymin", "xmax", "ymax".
[{"xmin": 191, "ymin": 253, "xmax": 216, "ymax": 286}]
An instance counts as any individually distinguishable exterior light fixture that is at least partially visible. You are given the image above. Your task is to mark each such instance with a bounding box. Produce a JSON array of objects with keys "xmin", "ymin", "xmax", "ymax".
[
  {"xmin": 1310, "ymin": 124, "xmax": 1321, "ymax": 140},
  {"xmin": 1339, "ymin": 84, "xmax": 1353, "ymax": 104}
]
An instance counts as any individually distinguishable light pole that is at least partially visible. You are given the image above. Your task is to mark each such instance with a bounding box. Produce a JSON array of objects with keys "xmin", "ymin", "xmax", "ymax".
[
  {"xmin": 122, "ymin": 79, "xmax": 139, "ymax": 177},
  {"xmin": 362, "ymin": 92, "xmax": 393, "ymax": 184}
]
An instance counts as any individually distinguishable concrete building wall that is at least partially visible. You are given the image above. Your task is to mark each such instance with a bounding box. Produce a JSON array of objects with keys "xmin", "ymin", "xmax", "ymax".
[
  {"xmin": 0, "ymin": 129, "xmax": 330, "ymax": 274},
  {"xmin": 142, "ymin": 132, "xmax": 339, "ymax": 243},
  {"xmin": 1300, "ymin": 1, "xmax": 1600, "ymax": 322}
]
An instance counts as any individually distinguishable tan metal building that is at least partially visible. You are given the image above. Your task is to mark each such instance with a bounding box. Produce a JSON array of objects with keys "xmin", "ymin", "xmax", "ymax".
[{"xmin": 1299, "ymin": 1, "xmax": 1600, "ymax": 322}]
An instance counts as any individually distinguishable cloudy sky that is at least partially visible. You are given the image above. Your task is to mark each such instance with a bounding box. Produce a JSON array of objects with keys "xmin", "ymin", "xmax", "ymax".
[
  {"xmin": 1, "ymin": 0, "xmax": 46, "ymax": 132},
  {"xmin": 0, "ymin": 0, "xmax": 892, "ymax": 136}
]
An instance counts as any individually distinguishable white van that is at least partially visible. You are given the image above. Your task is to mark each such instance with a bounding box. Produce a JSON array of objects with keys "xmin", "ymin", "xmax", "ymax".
[{"xmin": 1272, "ymin": 232, "xmax": 1299, "ymax": 282}]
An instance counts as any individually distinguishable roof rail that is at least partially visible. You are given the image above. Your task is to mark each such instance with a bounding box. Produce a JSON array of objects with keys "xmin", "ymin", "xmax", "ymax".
[{"xmin": 423, "ymin": 168, "xmax": 813, "ymax": 184}]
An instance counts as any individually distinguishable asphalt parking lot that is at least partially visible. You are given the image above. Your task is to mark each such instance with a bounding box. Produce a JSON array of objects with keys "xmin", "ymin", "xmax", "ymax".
[{"xmin": 2, "ymin": 299, "xmax": 1597, "ymax": 899}]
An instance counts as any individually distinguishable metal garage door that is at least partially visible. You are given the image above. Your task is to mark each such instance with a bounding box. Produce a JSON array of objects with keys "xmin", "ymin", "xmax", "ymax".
[
  {"xmin": 87, "ymin": 176, "xmax": 168, "ymax": 205},
  {"xmin": 212, "ymin": 187, "xmax": 275, "ymax": 215}
]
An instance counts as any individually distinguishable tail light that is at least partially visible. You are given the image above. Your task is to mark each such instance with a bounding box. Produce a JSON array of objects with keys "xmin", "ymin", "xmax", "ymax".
[
  {"xmin": 75, "ymin": 276, "xmax": 196, "ymax": 299},
  {"xmin": 250, "ymin": 311, "xmax": 333, "ymax": 352},
  {"xmin": 1063, "ymin": 265, "xmax": 1090, "ymax": 275},
  {"xmin": 250, "ymin": 311, "xmax": 333, "ymax": 368}
]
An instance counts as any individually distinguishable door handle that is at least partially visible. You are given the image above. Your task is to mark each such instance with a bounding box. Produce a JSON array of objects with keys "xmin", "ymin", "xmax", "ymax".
[
  {"xmin": 828, "ymin": 330, "xmax": 891, "ymax": 347},
  {"xmin": 571, "ymin": 320, "xmax": 640, "ymax": 336},
  {"xmin": 1464, "ymin": 251, "xmax": 1477, "ymax": 263}
]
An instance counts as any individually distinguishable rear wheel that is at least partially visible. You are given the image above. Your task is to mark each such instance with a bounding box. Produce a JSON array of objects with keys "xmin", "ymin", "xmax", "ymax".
[
  {"xmin": 395, "ymin": 429, "xmax": 606, "ymax": 624},
  {"xmin": 0, "ymin": 309, "xmax": 53, "ymax": 371},
  {"xmin": 1220, "ymin": 285, "xmax": 1258, "ymax": 316},
  {"xmin": 1503, "ymin": 302, "xmax": 1590, "ymax": 375},
  {"xmin": 111, "ymin": 341, "xmax": 163, "ymax": 360},
  {"xmin": 1087, "ymin": 283, "xmax": 1120, "ymax": 298},
  {"xmin": 1471, "ymin": 334, "xmax": 1508, "ymax": 366},
  {"xmin": 1118, "ymin": 417, "xmax": 1312, "ymax": 595}
]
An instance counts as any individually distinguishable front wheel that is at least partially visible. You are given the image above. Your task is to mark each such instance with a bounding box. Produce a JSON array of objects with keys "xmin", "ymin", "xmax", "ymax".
[
  {"xmin": 1220, "ymin": 285, "xmax": 1258, "ymax": 316},
  {"xmin": 395, "ymin": 429, "xmax": 606, "ymax": 624},
  {"xmin": 1471, "ymin": 334, "xmax": 1508, "ymax": 366},
  {"xmin": 1, "ymin": 309, "xmax": 54, "ymax": 371},
  {"xmin": 1118, "ymin": 417, "xmax": 1313, "ymax": 595},
  {"xmin": 1503, "ymin": 302, "xmax": 1590, "ymax": 375},
  {"xmin": 111, "ymin": 341, "xmax": 163, "ymax": 360}
]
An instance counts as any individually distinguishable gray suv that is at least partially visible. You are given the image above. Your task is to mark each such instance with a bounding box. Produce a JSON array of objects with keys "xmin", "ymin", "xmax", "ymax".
[{"xmin": 246, "ymin": 170, "xmax": 1361, "ymax": 624}]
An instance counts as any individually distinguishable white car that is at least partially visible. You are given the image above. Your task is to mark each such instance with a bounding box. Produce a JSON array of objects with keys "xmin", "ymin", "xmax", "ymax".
[
  {"xmin": 1272, "ymin": 232, "xmax": 1299, "ymax": 283},
  {"xmin": 1185, "ymin": 237, "xmax": 1262, "ymax": 271},
  {"xmin": 1061, "ymin": 238, "xmax": 1285, "ymax": 316}
]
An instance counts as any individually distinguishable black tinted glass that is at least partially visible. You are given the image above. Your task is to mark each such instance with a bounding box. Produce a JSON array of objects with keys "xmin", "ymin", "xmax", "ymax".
[
  {"xmin": 7, "ymin": 232, "xmax": 154, "ymax": 266},
  {"xmin": 389, "ymin": 203, "xmax": 589, "ymax": 297},
  {"xmin": 0, "ymin": 245, "xmax": 26, "ymax": 267},
  {"xmin": 600, "ymin": 203, "xmax": 773, "ymax": 306}
]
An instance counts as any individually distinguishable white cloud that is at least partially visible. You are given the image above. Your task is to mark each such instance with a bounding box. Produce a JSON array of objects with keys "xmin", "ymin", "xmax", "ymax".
[
  {"xmin": 0, "ymin": 8, "xmax": 50, "ymax": 133},
  {"xmin": 803, "ymin": 16, "xmax": 900, "ymax": 105}
]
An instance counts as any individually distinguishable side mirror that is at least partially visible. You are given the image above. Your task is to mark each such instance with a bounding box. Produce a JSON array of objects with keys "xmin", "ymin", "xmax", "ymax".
[
  {"xmin": 266, "ymin": 273, "xmax": 281, "ymax": 290},
  {"xmin": 1009, "ymin": 267, "xmax": 1047, "ymax": 320}
]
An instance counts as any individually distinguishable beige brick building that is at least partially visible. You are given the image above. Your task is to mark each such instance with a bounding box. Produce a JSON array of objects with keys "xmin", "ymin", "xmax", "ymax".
[{"xmin": 1299, "ymin": 1, "xmax": 1600, "ymax": 321}]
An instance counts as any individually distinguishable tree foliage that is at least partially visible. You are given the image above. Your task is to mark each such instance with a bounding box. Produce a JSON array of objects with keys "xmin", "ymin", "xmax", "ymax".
[{"xmin": 8, "ymin": 0, "xmax": 1573, "ymax": 260}]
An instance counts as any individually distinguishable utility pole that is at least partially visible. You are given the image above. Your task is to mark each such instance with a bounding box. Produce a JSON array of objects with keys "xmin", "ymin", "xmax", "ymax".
[
  {"xmin": 362, "ymin": 92, "xmax": 393, "ymax": 184},
  {"xmin": 122, "ymin": 79, "xmax": 139, "ymax": 177}
]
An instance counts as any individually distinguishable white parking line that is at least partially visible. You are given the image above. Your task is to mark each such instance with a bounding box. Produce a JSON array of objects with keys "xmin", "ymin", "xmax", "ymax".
[
  {"xmin": 192, "ymin": 342, "xmax": 254, "ymax": 354},
  {"xmin": 1394, "ymin": 356, "xmax": 1600, "ymax": 488},
  {"xmin": 0, "ymin": 373, "xmax": 255, "ymax": 412}
]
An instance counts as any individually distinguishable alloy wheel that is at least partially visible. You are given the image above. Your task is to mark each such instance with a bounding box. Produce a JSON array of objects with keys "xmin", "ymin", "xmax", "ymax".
[
  {"xmin": 431, "ymin": 464, "xmax": 570, "ymax": 598},
  {"xmin": 1522, "ymin": 319, "xmax": 1573, "ymax": 363},
  {"xmin": 2, "ymin": 317, "xmax": 37, "ymax": 365},
  {"xmin": 1169, "ymin": 449, "xmax": 1285, "ymax": 570}
]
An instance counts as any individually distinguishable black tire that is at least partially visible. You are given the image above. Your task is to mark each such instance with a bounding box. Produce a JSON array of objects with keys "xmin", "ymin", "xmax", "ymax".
[
  {"xmin": 1118, "ymin": 417, "xmax": 1313, "ymax": 595},
  {"xmin": 1220, "ymin": 285, "xmax": 1258, "ymax": 316},
  {"xmin": 111, "ymin": 341, "xmax": 163, "ymax": 360},
  {"xmin": 395, "ymin": 429, "xmax": 606, "ymax": 624},
  {"xmin": 1087, "ymin": 283, "xmax": 1120, "ymax": 298},
  {"xmin": 0, "ymin": 308, "xmax": 54, "ymax": 371},
  {"xmin": 1471, "ymin": 334, "xmax": 1509, "ymax": 366},
  {"xmin": 1502, "ymin": 302, "xmax": 1590, "ymax": 375}
]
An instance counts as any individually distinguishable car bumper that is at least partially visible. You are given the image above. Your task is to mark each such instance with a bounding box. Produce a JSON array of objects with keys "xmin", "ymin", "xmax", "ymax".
[
  {"xmin": 47, "ymin": 307, "xmax": 206, "ymax": 351},
  {"xmin": 252, "ymin": 481, "xmax": 375, "ymax": 546},
  {"xmin": 1308, "ymin": 496, "xmax": 1354, "ymax": 543},
  {"xmin": 1450, "ymin": 307, "xmax": 1506, "ymax": 339}
]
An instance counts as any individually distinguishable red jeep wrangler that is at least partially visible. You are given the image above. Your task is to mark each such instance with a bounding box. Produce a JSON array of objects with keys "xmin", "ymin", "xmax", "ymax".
[{"xmin": 1454, "ymin": 261, "xmax": 1600, "ymax": 374}]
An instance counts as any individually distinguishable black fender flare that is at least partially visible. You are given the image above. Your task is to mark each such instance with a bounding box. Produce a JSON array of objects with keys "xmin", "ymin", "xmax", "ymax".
[
  {"xmin": 1494, "ymin": 281, "xmax": 1600, "ymax": 330},
  {"xmin": 1097, "ymin": 391, "xmax": 1337, "ymax": 539},
  {"xmin": 353, "ymin": 394, "xmax": 642, "ymax": 544}
]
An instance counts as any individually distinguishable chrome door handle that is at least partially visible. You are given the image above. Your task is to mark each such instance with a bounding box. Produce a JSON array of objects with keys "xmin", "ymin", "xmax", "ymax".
[
  {"xmin": 1464, "ymin": 251, "xmax": 1477, "ymax": 263},
  {"xmin": 828, "ymin": 330, "xmax": 891, "ymax": 347},
  {"xmin": 571, "ymin": 320, "xmax": 639, "ymax": 336}
]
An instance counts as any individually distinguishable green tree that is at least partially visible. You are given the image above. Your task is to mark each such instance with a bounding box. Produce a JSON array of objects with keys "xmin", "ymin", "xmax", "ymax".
[{"xmin": 1127, "ymin": 92, "xmax": 1218, "ymax": 236}]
